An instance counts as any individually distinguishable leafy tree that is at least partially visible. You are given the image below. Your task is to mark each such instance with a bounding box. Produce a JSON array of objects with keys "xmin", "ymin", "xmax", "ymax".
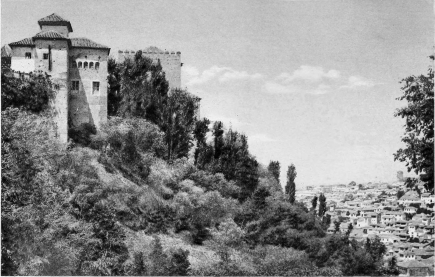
[
  {"xmin": 1, "ymin": 71, "xmax": 56, "ymax": 113},
  {"xmin": 285, "ymin": 164, "xmax": 297, "ymax": 204},
  {"xmin": 318, "ymin": 193, "xmax": 327, "ymax": 217},
  {"xmin": 130, "ymin": 251, "xmax": 147, "ymax": 276},
  {"xmin": 394, "ymin": 63, "xmax": 434, "ymax": 193},
  {"xmin": 167, "ymin": 248, "xmax": 190, "ymax": 276},
  {"xmin": 149, "ymin": 236, "xmax": 169, "ymax": 275},
  {"xmin": 212, "ymin": 121, "xmax": 225, "ymax": 159},
  {"xmin": 397, "ymin": 190, "xmax": 405, "ymax": 199},
  {"xmin": 346, "ymin": 223, "xmax": 353, "ymax": 236},
  {"xmin": 194, "ymin": 117, "xmax": 210, "ymax": 165},
  {"xmin": 267, "ymin": 161, "xmax": 281, "ymax": 184},
  {"xmin": 333, "ymin": 221, "xmax": 340, "ymax": 233}
]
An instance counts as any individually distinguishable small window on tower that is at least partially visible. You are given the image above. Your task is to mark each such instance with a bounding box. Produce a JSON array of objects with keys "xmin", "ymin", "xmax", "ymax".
[
  {"xmin": 78, "ymin": 62, "xmax": 82, "ymax": 68},
  {"xmin": 92, "ymin": 81, "xmax": 100, "ymax": 94},
  {"xmin": 84, "ymin": 62, "xmax": 88, "ymax": 68},
  {"xmin": 71, "ymin": 81, "xmax": 79, "ymax": 92},
  {"xmin": 89, "ymin": 62, "xmax": 94, "ymax": 69},
  {"xmin": 72, "ymin": 61, "xmax": 77, "ymax": 68},
  {"xmin": 25, "ymin": 52, "xmax": 32, "ymax": 59},
  {"xmin": 43, "ymin": 53, "xmax": 49, "ymax": 60},
  {"xmin": 95, "ymin": 62, "xmax": 100, "ymax": 70}
]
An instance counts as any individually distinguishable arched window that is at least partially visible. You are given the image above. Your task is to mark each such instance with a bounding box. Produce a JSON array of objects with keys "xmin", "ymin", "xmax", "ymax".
[
  {"xmin": 78, "ymin": 62, "xmax": 82, "ymax": 68},
  {"xmin": 72, "ymin": 61, "xmax": 77, "ymax": 68},
  {"xmin": 89, "ymin": 62, "xmax": 94, "ymax": 69},
  {"xmin": 95, "ymin": 62, "xmax": 100, "ymax": 70},
  {"xmin": 84, "ymin": 62, "xmax": 88, "ymax": 68}
]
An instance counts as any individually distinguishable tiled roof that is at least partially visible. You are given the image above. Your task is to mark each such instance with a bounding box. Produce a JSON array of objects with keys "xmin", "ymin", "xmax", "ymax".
[
  {"xmin": 9, "ymin": 37, "xmax": 35, "ymax": 47},
  {"xmin": 33, "ymin": 30, "xmax": 67, "ymax": 39},
  {"xmin": 70, "ymin": 38, "xmax": 110, "ymax": 50},
  {"xmin": 38, "ymin": 13, "xmax": 73, "ymax": 32}
]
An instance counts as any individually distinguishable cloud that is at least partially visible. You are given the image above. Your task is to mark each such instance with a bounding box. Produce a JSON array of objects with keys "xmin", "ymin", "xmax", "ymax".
[
  {"xmin": 182, "ymin": 65, "xmax": 263, "ymax": 86},
  {"xmin": 340, "ymin": 76, "xmax": 376, "ymax": 89},
  {"xmin": 264, "ymin": 65, "xmax": 341, "ymax": 95},
  {"xmin": 276, "ymin": 65, "xmax": 341, "ymax": 84},
  {"xmin": 248, "ymin": 133, "xmax": 278, "ymax": 143},
  {"xmin": 219, "ymin": 71, "xmax": 263, "ymax": 82},
  {"xmin": 264, "ymin": 81, "xmax": 332, "ymax": 95}
]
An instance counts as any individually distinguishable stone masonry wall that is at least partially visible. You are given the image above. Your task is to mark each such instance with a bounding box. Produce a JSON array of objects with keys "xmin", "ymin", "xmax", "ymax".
[
  {"xmin": 68, "ymin": 48, "xmax": 108, "ymax": 129},
  {"xmin": 34, "ymin": 39, "xmax": 69, "ymax": 143}
]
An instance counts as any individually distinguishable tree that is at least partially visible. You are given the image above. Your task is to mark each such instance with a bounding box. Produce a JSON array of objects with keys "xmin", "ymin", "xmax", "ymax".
[
  {"xmin": 397, "ymin": 190, "xmax": 405, "ymax": 199},
  {"xmin": 1, "ymin": 70, "xmax": 56, "ymax": 113},
  {"xmin": 394, "ymin": 63, "xmax": 434, "ymax": 193},
  {"xmin": 333, "ymin": 221, "xmax": 340, "ymax": 233},
  {"xmin": 193, "ymin": 117, "xmax": 210, "ymax": 165},
  {"xmin": 346, "ymin": 223, "xmax": 353, "ymax": 236},
  {"xmin": 311, "ymin": 195, "xmax": 318, "ymax": 213},
  {"xmin": 285, "ymin": 164, "xmax": 297, "ymax": 204},
  {"xmin": 267, "ymin": 161, "xmax": 281, "ymax": 184},
  {"xmin": 318, "ymin": 193, "xmax": 327, "ymax": 217}
]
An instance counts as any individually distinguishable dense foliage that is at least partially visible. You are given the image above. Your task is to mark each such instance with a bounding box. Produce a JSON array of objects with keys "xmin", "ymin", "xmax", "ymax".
[
  {"xmin": 1, "ymin": 63, "xmax": 394, "ymax": 276},
  {"xmin": 394, "ymin": 63, "xmax": 434, "ymax": 193}
]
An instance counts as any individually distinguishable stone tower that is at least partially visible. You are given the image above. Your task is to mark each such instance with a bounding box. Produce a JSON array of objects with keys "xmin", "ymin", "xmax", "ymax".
[{"xmin": 8, "ymin": 13, "xmax": 110, "ymax": 143}]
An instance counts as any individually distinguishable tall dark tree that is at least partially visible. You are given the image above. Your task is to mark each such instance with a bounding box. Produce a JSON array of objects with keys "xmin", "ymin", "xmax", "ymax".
[
  {"xmin": 311, "ymin": 195, "xmax": 318, "ymax": 213},
  {"xmin": 193, "ymin": 117, "xmax": 210, "ymax": 164},
  {"xmin": 285, "ymin": 164, "xmax": 297, "ymax": 204},
  {"xmin": 318, "ymin": 193, "xmax": 327, "ymax": 217},
  {"xmin": 267, "ymin": 161, "xmax": 281, "ymax": 184},
  {"xmin": 213, "ymin": 121, "xmax": 225, "ymax": 160},
  {"xmin": 394, "ymin": 62, "xmax": 434, "ymax": 193}
]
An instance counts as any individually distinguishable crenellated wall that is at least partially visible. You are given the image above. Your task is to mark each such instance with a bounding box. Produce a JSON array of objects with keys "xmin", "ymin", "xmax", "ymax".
[{"xmin": 118, "ymin": 49, "xmax": 182, "ymax": 89}]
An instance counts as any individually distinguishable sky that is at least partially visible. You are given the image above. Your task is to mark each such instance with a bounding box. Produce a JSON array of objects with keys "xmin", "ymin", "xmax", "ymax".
[{"xmin": 2, "ymin": 0, "xmax": 433, "ymax": 188}]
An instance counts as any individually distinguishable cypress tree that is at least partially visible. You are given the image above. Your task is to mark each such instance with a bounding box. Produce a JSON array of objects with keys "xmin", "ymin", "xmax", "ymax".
[
  {"xmin": 285, "ymin": 164, "xmax": 297, "ymax": 204},
  {"xmin": 267, "ymin": 161, "xmax": 281, "ymax": 184},
  {"xmin": 318, "ymin": 193, "xmax": 327, "ymax": 217}
]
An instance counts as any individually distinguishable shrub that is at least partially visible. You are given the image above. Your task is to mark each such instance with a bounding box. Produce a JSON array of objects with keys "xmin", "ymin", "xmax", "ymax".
[{"xmin": 68, "ymin": 122, "xmax": 96, "ymax": 146}]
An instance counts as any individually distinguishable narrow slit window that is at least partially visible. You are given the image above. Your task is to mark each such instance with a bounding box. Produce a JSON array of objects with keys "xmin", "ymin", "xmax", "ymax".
[
  {"xmin": 78, "ymin": 62, "xmax": 82, "ymax": 68},
  {"xmin": 43, "ymin": 53, "xmax": 49, "ymax": 60},
  {"xmin": 25, "ymin": 52, "xmax": 32, "ymax": 59},
  {"xmin": 92, "ymin": 81, "xmax": 100, "ymax": 94},
  {"xmin": 95, "ymin": 62, "xmax": 100, "ymax": 70},
  {"xmin": 84, "ymin": 62, "xmax": 88, "ymax": 68},
  {"xmin": 89, "ymin": 62, "xmax": 94, "ymax": 69}
]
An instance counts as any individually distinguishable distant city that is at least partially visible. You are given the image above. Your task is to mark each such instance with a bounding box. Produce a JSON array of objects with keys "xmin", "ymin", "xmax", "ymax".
[{"xmin": 296, "ymin": 171, "xmax": 434, "ymax": 273}]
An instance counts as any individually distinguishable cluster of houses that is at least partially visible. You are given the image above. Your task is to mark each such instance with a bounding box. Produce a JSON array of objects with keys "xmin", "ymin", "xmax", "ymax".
[{"xmin": 297, "ymin": 180, "xmax": 434, "ymax": 276}]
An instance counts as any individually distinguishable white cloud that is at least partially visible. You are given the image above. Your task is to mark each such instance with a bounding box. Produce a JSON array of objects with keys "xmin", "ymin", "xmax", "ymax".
[
  {"xmin": 219, "ymin": 70, "xmax": 263, "ymax": 82},
  {"xmin": 183, "ymin": 65, "xmax": 263, "ymax": 86},
  {"xmin": 276, "ymin": 65, "xmax": 341, "ymax": 84},
  {"xmin": 249, "ymin": 133, "xmax": 278, "ymax": 143},
  {"xmin": 340, "ymin": 76, "xmax": 375, "ymax": 89},
  {"xmin": 264, "ymin": 81, "xmax": 332, "ymax": 95}
]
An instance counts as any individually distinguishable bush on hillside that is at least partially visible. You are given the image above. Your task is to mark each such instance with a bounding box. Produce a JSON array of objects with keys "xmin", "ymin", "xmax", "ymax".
[{"xmin": 1, "ymin": 71, "xmax": 56, "ymax": 113}]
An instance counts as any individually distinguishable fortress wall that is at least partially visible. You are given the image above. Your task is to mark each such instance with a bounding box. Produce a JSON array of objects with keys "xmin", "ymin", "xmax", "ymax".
[
  {"xmin": 118, "ymin": 50, "xmax": 181, "ymax": 89},
  {"xmin": 69, "ymin": 48, "xmax": 109, "ymax": 129}
]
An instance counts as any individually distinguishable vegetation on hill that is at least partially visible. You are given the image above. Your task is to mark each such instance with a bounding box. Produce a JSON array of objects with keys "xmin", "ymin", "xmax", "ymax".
[{"xmin": 1, "ymin": 58, "xmax": 397, "ymax": 276}]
